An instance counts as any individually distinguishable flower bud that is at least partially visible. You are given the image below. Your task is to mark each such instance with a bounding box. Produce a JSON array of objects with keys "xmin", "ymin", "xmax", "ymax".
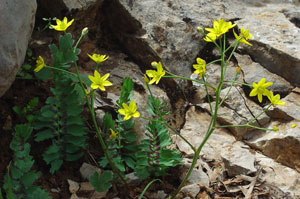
[
  {"xmin": 81, "ymin": 27, "xmax": 89, "ymax": 36},
  {"xmin": 151, "ymin": 61, "xmax": 158, "ymax": 69},
  {"xmin": 236, "ymin": 66, "xmax": 241, "ymax": 74},
  {"xmin": 272, "ymin": 126, "xmax": 279, "ymax": 132},
  {"xmin": 197, "ymin": 26, "xmax": 204, "ymax": 34}
]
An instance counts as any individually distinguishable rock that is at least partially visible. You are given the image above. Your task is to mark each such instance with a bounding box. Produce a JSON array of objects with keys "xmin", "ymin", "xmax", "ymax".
[
  {"xmin": 220, "ymin": 142, "xmax": 257, "ymax": 177},
  {"xmin": 247, "ymin": 120, "xmax": 300, "ymax": 170},
  {"xmin": 179, "ymin": 158, "xmax": 210, "ymax": 186},
  {"xmin": 105, "ymin": 0, "xmax": 236, "ymax": 78},
  {"xmin": 255, "ymin": 152, "xmax": 300, "ymax": 197},
  {"xmin": 0, "ymin": 0, "xmax": 37, "ymax": 97},
  {"xmin": 266, "ymin": 87, "xmax": 300, "ymax": 121},
  {"xmin": 151, "ymin": 190, "xmax": 168, "ymax": 199},
  {"xmin": 231, "ymin": 3, "xmax": 300, "ymax": 87},
  {"xmin": 180, "ymin": 184, "xmax": 200, "ymax": 199},
  {"xmin": 80, "ymin": 163, "xmax": 102, "ymax": 180},
  {"xmin": 235, "ymin": 53, "xmax": 293, "ymax": 94},
  {"xmin": 218, "ymin": 86, "xmax": 270, "ymax": 139},
  {"xmin": 125, "ymin": 172, "xmax": 142, "ymax": 185},
  {"xmin": 68, "ymin": 179, "xmax": 80, "ymax": 194},
  {"xmin": 175, "ymin": 106, "xmax": 236, "ymax": 157},
  {"xmin": 62, "ymin": 0, "xmax": 101, "ymax": 10}
]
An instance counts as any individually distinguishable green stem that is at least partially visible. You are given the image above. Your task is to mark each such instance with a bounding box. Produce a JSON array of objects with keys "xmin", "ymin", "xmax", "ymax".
[
  {"xmin": 138, "ymin": 179, "xmax": 162, "ymax": 199},
  {"xmin": 45, "ymin": 65, "xmax": 76, "ymax": 77},
  {"xmin": 219, "ymin": 72, "xmax": 238, "ymax": 107},
  {"xmin": 216, "ymin": 124, "xmax": 273, "ymax": 131},
  {"xmin": 164, "ymin": 71, "xmax": 216, "ymax": 90},
  {"xmin": 247, "ymin": 104, "xmax": 272, "ymax": 125},
  {"xmin": 170, "ymin": 36, "xmax": 227, "ymax": 199},
  {"xmin": 224, "ymin": 80, "xmax": 252, "ymax": 87},
  {"xmin": 203, "ymin": 76, "xmax": 213, "ymax": 113}
]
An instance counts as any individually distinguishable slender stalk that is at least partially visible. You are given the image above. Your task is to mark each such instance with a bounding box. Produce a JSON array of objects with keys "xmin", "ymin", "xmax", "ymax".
[
  {"xmin": 203, "ymin": 76, "xmax": 213, "ymax": 113},
  {"xmin": 219, "ymin": 72, "xmax": 238, "ymax": 107},
  {"xmin": 164, "ymin": 71, "xmax": 216, "ymax": 90},
  {"xmin": 224, "ymin": 80, "xmax": 252, "ymax": 87},
  {"xmin": 138, "ymin": 179, "xmax": 162, "ymax": 199}
]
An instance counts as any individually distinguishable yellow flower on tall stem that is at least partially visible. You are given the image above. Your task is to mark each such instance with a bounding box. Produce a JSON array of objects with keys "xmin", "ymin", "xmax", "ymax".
[
  {"xmin": 204, "ymin": 19, "xmax": 236, "ymax": 42},
  {"xmin": 249, "ymin": 78, "xmax": 273, "ymax": 103},
  {"xmin": 267, "ymin": 91, "xmax": 285, "ymax": 106},
  {"xmin": 118, "ymin": 100, "xmax": 140, "ymax": 120},
  {"xmin": 193, "ymin": 58, "xmax": 206, "ymax": 79},
  {"xmin": 88, "ymin": 70, "xmax": 113, "ymax": 91},
  {"xmin": 51, "ymin": 17, "xmax": 74, "ymax": 31},
  {"xmin": 87, "ymin": 54, "xmax": 109, "ymax": 64},
  {"xmin": 234, "ymin": 27, "xmax": 253, "ymax": 46},
  {"xmin": 34, "ymin": 56, "xmax": 45, "ymax": 72},
  {"xmin": 146, "ymin": 61, "xmax": 165, "ymax": 84}
]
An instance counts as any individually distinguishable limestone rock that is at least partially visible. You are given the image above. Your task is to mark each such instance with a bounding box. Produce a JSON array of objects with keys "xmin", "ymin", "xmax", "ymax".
[
  {"xmin": 105, "ymin": 0, "xmax": 236, "ymax": 78},
  {"xmin": 175, "ymin": 106, "xmax": 236, "ymax": 157},
  {"xmin": 180, "ymin": 184, "xmax": 200, "ymax": 199},
  {"xmin": 266, "ymin": 88, "xmax": 300, "ymax": 121},
  {"xmin": 247, "ymin": 120, "xmax": 300, "ymax": 170},
  {"xmin": 220, "ymin": 142, "xmax": 257, "ymax": 177},
  {"xmin": 80, "ymin": 163, "xmax": 101, "ymax": 180},
  {"xmin": 231, "ymin": 3, "xmax": 300, "ymax": 87},
  {"xmin": 68, "ymin": 179, "xmax": 80, "ymax": 194},
  {"xmin": 235, "ymin": 53, "xmax": 293, "ymax": 94},
  {"xmin": 0, "ymin": 0, "xmax": 37, "ymax": 97}
]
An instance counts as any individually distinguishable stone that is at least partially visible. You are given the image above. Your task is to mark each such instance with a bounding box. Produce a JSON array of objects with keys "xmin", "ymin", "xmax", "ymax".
[
  {"xmin": 125, "ymin": 172, "xmax": 142, "ymax": 185},
  {"xmin": 179, "ymin": 158, "xmax": 210, "ymax": 186},
  {"xmin": 68, "ymin": 179, "xmax": 80, "ymax": 194},
  {"xmin": 255, "ymin": 152, "xmax": 300, "ymax": 197},
  {"xmin": 62, "ymin": 0, "xmax": 101, "ymax": 10},
  {"xmin": 266, "ymin": 88, "xmax": 300, "ymax": 121},
  {"xmin": 247, "ymin": 120, "xmax": 300, "ymax": 170},
  {"xmin": 218, "ymin": 86, "xmax": 270, "ymax": 139},
  {"xmin": 151, "ymin": 190, "xmax": 168, "ymax": 199},
  {"xmin": 180, "ymin": 184, "xmax": 200, "ymax": 199},
  {"xmin": 230, "ymin": 2, "xmax": 300, "ymax": 87},
  {"xmin": 220, "ymin": 142, "xmax": 257, "ymax": 177},
  {"xmin": 235, "ymin": 53, "xmax": 293, "ymax": 94},
  {"xmin": 175, "ymin": 106, "xmax": 236, "ymax": 157},
  {"xmin": 105, "ymin": 0, "xmax": 236, "ymax": 78},
  {"xmin": 0, "ymin": 0, "xmax": 37, "ymax": 97},
  {"xmin": 80, "ymin": 163, "xmax": 102, "ymax": 180}
]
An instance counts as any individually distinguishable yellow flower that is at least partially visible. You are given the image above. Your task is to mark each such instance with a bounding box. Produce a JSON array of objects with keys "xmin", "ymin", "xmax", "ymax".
[
  {"xmin": 291, "ymin": 124, "xmax": 297, "ymax": 128},
  {"xmin": 34, "ymin": 56, "xmax": 45, "ymax": 72},
  {"xmin": 267, "ymin": 91, "xmax": 285, "ymax": 106},
  {"xmin": 193, "ymin": 58, "xmax": 206, "ymax": 79},
  {"xmin": 146, "ymin": 61, "xmax": 165, "ymax": 84},
  {"xmin": 249, "ymin": 78, "xmax": 273, "ymax": 103},
  {"xmin": 272, "ymin": 126, "xmax": 279, "ymax": 132},
  {"xmin": 109, "ymin": 129, "xmax": 119, "ymax": 139},
  {"xmin": 118, "ymin": 100, "xmax": 140, "ymax": 120},
  {"xmin": 51, "ymin": 17, "xmax": 74, "ymax": 31},
  {"xmin": 204, "ymin": 19, "xmax": 236, "ymax": 42},
  {"xmin": 88, "ymin": 70, "xmax": 113, "ymax": 91},
  {"xmin": 143, "ymin": 74, "xmax": 150, "ymax": 85},
  {"xmin": 234, "ymin": 27, "xmax": 253, "ymax": 46},
  {"xmin": 87, "ymin": 54, "xmax": 109, "ymax": 64}
]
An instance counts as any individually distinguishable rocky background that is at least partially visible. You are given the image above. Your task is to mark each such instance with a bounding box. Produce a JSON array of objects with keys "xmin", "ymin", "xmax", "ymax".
[{"xmin": 1, "ymin": 0, "xmax": 300, "ymax": 198}]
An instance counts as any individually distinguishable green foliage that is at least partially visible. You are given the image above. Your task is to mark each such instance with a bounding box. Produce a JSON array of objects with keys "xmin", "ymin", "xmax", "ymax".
[
  {"xmin": 16, "ymin": 50, "xmax": 36, "ymax": 80},
  {"xmin": 100, "ymin": 78, "xmax": 138, "ymax": 173},
  {"xmin": 3, "ymin": 124, "xmax": 50, "ymax": 199},
  {"xmin": 90, "ymin": 171, "xmax": 113, "ymax": 192},
  {"xmin": 34, "ymin": 76, "xmax": 87, "ymax": 173},
  {"xmin": 135, "ymin": 96, "xmax": 182, "ymax": 179},
  {"xmin": 50, "ymin": 33, "xmax": 80, "ymax": 69},
  {"xmin": 13, "ymin": 97, "xmax": 39, "ymax": 123}
]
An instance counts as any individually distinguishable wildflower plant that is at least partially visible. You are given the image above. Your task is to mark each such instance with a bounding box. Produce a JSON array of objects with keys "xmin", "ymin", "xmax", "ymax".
[
  {"xmin": 145, "ymin": 20, "xmax": 286, "ymax": 198},
  {"xmin": 3, "ymin": 124, "xmax": 50, "ymax": 199},
  {"xmin": 29, "ymin": 16, "xmax": 287, "ymax": 199}
]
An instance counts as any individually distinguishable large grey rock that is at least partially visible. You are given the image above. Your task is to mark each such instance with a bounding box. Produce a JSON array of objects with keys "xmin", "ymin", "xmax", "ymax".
[
  {"xmin": 220, "ymin": 142, "xmax": 257, "ymax": 177},
  {"xmin": 235, "ymin": 53, "xmax": 293, "ymax": 94},
  {"xmin": 247, "ymin": 120, "xmax": 300, "ymax": 170},
  {"xmin": 230, "ymin": 3, "xmax": 300, "ymax": 87},
  {"xmin": 0, "ymin": 0, "xmax": 37, "ymax": 97},
  {"xmin": 105, "ymin": 0, "xmax": 236, "ymax": 78},
  {"xmin": 175, "ymin": 106, "xmax": 236, "ymax": 157},
  {"xmin": 266, "ymin": 87, "xmax": 300, "ymax": 121}
]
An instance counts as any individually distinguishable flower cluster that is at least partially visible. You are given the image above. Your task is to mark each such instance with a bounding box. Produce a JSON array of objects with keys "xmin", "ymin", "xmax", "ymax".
[{"xmin": 249, "ymin": 78, "xmax": 285, "ymax": 106}]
